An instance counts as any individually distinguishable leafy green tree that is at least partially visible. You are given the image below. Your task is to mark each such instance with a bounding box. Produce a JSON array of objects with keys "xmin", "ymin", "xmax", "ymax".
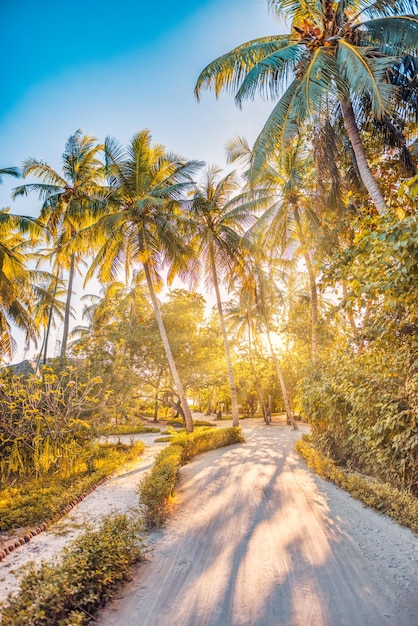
[
  {"xmin": 195, "ymin": 0, "xmax": 418, "ymax": 214},
  {"xmin": 13, "ymin": 130, "xmax": 105, "ymax": 361},
  {"xmin": 84, "ymin": 130, "xmax": 202, "ymax": 432}
]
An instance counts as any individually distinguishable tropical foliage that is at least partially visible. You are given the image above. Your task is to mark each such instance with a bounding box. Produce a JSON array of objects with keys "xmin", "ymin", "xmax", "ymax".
[
  {"xmin": 0, "ymin": 1, "xmax": 416, "ymax": 550},
  {"xmin": 195, "ymin": 0, "xmax": 418, "ymax": 213}
]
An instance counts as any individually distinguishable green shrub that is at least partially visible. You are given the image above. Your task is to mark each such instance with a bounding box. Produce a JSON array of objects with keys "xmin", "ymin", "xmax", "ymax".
[
  {"xmin": 0, "ymin": 513, "xmax": 143, "ymax": 625},
  {"xmin": 139, "ymin": 427, "xmax": 244, "ymax": 528},
  {"xmin": 0, "ymin": 441, "xmax": 145, "ymax": 532},
  {"xmin": 297, "ymin": 345, "xmax": 418, "ymax": 494},
  {"xmin": 296, "ymin": 436, "xmax": 418, "ymax": 533},
  {"xmin": 96, "ymin": 423, "xmax": 160, "ymax": 436}
]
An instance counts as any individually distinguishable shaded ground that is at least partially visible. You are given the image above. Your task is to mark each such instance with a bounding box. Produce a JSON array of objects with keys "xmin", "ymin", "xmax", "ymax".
[{"xmin": 98, "ymin": 420, "xmax": 418, "ymax": 626}]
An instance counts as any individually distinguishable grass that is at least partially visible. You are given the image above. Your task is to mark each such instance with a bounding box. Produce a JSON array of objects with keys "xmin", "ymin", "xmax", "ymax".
[
  {"xmin": 296, "ymin": 435, "xmax": 418, "ymax": 534},
  {"xmin": 0, "ymin": 441, "xmax": 145, "ymax": 533}
]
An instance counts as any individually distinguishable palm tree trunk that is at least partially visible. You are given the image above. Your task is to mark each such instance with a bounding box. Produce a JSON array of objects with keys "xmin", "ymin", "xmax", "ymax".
[
  {"xmin": 265, "ymin": 327, "xmax": 298, "ymax": 430},
  {"xmin": 60, "ymin": 255, "xmax": 75, "ymax": 362},
  {"xmin": 143, "ymin": 262, "xmax": 194, "ymax": 433},
  {"xmin": 341, "ymin": 100, "xmax": 387, "ymax": 215},
  {"xmin": 248, "ymin": 326, "xmax": 268, "ymax": 423},
  {"xmin": 209, "ymin": 242, "xmax": 240, "ymax": 427},
  {"xmin": 293, "ymin": 207, "xmax": 319, "ymax": 361}
]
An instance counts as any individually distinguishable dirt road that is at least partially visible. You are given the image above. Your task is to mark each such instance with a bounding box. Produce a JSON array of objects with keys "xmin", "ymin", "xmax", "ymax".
[{"xmin": 98, "ymin": 420, "xmax": 418, "ymax": 626}]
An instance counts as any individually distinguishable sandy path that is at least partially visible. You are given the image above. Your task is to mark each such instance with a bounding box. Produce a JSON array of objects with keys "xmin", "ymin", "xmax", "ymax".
[
  {"xmin": 98, "ymin": 421, "xmax": 418, "ymax": 626},
  {"xmin": 0, "ymin": 432, "xmax": 166, "ymax": 604}
]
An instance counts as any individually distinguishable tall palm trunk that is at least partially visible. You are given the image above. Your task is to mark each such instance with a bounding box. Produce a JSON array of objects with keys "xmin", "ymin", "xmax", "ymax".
[
  {"xmin": 248, "ymin": 325, "xmax": 268, "ymax": 423},
  {"xmin": 60, "ymin": 254, "xmax": 75, "ymax": 362},
  {"xmin": 143, "ymin": 262, "xmax": 194, "ymax": 433},
  {"xmin": 153, "ymin": 369, "xmax": 164, "ymax": 422},
  {"xmin": 293, "ymin": 207, "xmax": 319, "ymax": 361},
  {"xmin": 209, "ymin": 241, "xmax": 240, "ymax": 427},
  {"xmin": 341, "ymin": 100, "xmax": 387, "ymax": 215},
  {"xmin": 36, "ymin": 267, "xmax": 61, "ymax": 372},
  {"xmin": 265, "ymin": 323, "xmax": 298, "ymax": 430}
]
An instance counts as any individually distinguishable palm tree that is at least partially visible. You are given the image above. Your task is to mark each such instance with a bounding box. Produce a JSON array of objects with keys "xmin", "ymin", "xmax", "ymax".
[
  {"xmin": 13, "ymin": 130, "xmax": 105, "ymax": 361},
  {"xmin": 225, "ymin": 289, "xmax": 270, "ymax": 422},
  {"xmin": 32, "ymin": 272, "xmax": 67, "ymax": 369},
  {"xmin": 0, "ymin": 209, "xmax": 44, "ymax": 360},
  {"xmin": 187, "ymin": 166, "xmax": 257, "ymax": 427},
  {"xmin": 82, "ymin": 130, "xmax": 202, "ymax": 433},
  {"xmin": 249, "ymin": 262, "xmax": 299, "ymax": 429},
  {"xmin": 229, "ymin": 136, "xmax": 322, "ymax": 360},
  {"xmin": 195, "ymin": 0, "xmax": 418, "ymax": 214}
]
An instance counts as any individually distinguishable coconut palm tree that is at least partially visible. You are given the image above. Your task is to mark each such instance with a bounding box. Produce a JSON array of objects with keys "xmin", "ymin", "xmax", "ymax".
[
  {"xmin": 82, "ymin": 130, "xmax": 202, "ymax": 433},
  {"xmin": 250, "ymin": 261, "xmax": 299, "ymax": 429},
  {"xmin": 195, "ymin": 0, "xmax": 418, "ymax": 214},
  {"xmin": 187, "ymin": 166, "xmax": 257, "ymax": 427},
  {"xmin": 225, "ymin": 289, "xmax": 270, "ymax": 422},
  {"xmin": 32, "ymin": 272, "xmax": 67, "ymax": 369},
  {"xmin": 0, "ymin": 209, "xmax": 44, "ymax": 359},
  {"xmin": 13, "ymin": 130, "xmax": 105, "ymax": 361},
  {"xmin": 227, "ymin": 134, "xmax": 322, "ymax": 360}
]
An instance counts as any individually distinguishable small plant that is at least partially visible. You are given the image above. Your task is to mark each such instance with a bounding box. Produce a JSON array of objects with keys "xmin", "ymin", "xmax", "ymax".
[{"xmin": 0, "ymin": 513, "xmax": 143, "ymax": 625}]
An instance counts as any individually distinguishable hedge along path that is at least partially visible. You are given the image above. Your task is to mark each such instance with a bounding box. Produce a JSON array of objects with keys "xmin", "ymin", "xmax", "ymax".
[{"xmin": 0, "ymin": 433, "xmax": 168, "ymax": 605}]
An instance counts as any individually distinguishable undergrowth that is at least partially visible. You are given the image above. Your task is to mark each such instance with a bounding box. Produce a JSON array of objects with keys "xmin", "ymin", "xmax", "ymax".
[
  {"xmin": 0, "ymin": 442, "xmax": 145, "ymax": 532},
  {"xmin": 96, "ymin": 423, "xmax": 160, "ymax": 435},
  {"xmin": 296, "ymin": 435, "xmax": 418, "ymax": 533},
  {"xmin": 139, "ymin": 427, "xmax": 244, "ymax": 528},
  {"xmin": 0, "ymin": 513, "xmax": 143, "ymax": 625}
]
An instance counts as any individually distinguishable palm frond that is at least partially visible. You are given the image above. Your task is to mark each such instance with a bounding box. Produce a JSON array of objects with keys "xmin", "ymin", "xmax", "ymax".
[
  {"xmin": 195, "ymin": 35, "xmax": 292, "ymax": 100},
  {"xmin": 337, "ymin": 41, "xmax": 397, "ymax": 118},
  {"xmin": 251, "ymin": 80, "xmax": 301, "ymax": 181},
  {"xmin": 235, "ymin": 42, "xmax": 305, "ymax": 106},
  {"xmin": 0, "ymin": 167, "xmax": 21, "ymax": 182},
  {"xmin": 358, "ymin": 16, "xmax": 418, "ymax": 56}
]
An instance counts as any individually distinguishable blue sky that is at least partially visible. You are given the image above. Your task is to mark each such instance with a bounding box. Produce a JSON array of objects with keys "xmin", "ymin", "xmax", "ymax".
[{"xmin": 1, "ymin": 0, "xmax": 286, "ymax": 361}]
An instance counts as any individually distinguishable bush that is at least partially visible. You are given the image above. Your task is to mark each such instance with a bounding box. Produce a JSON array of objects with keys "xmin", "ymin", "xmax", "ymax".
[
  {"xmin": 139, "ymin": 427, "xmax": 244, "ymax": 528},
  {"xmin": 0, "ymin": 367, "xmax": 102, "ymax": 481},
  {"xmin": 297, "ymin": 345, "xmax": 418, "ymax": 494},
  {"xmin": 0, "ymin": 513, "xmax": 143, "ymax": 625},
  {"xmin": 0, "ymin": 441, "xmax": 145, "ymax": 532},
  {"xmin": 96, "ymin": 423, "xmax": 160, "ymax": 436},
  {"xmin": 296, "ymin": 435, "xmax": 418, "ymax": 533}
]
